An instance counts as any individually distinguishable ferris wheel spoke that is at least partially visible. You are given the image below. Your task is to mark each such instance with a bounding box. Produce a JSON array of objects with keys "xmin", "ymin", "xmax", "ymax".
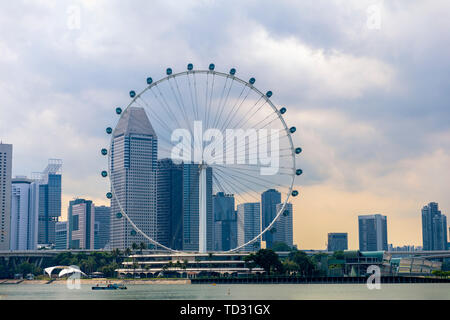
[
  {"xmin": 170, "ymin": 77, "xmax": 194, "ymax": 135},
  {"xmin": 135, "ymin": 97, "xmax": 173, "ymax": 136},
  {"xmin": 150, "ymin": 86, "xmax": 183, "ymax": 130},
  {"xmin": 205, "ymin": 72, "xmax": 216, "ymax": 129},
  {"xmin": 214, "ymin": 165, "xmax": 280, "ymax": 193},
  {"xmin": 186, "ymin": 72, "xmax": 199, "ymax": 121},
  {"xmin": 213, "ymin": 169, "xmax": 261, "ymax": 203},
  {"xmin": 212, "ymin": 164, "xmax": 290, "ymax": 189},
  {"xmin": 218, "ymin": 84, "xmax": 251, "ymax": 133},
  {"xmin": 211, "ymin": 76, "xmax": 234, "ymax": 130}
]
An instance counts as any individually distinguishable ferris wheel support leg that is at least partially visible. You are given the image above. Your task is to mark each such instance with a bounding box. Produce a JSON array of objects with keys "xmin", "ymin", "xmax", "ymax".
[{"xmin": 199, "ymin": 163, "xmax": 207, "ymax": 253}]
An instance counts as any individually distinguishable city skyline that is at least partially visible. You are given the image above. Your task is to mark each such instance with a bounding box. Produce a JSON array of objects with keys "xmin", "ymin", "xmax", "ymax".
[{"xmin": 1, "ymin": 2, "xmax": 450, "ymax": 249}]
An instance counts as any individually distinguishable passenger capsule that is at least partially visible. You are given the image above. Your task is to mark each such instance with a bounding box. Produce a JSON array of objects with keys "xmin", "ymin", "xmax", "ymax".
[
  {"xmin": 280, "ymin": 107, "xmax": 286, "ymax": 114},
  {"xmin": 106, "ymin": 192, "xmax": 112, "ymax": 199},
  {"xmin": 187, "ymin": 63, "xmax": 193, "ymax": 71},
  {"xmin": 283, "ymin": 210, "xmax": 289, "ymax": 217},
  {"xmin": 296, "ymin": 169, "xmax": 303, "ymax": 176},
  {"xmin": 115, "ymin": 107, "xmax": 122, "ymax": 115},
  {"xmin": 106, "ymin": 127, "xmax": 112, "ymax": 134},
  {"xmin": 129, "ymin": 91, "xmax": 136, "ymax": 98},
  {"xmin": 101, "ymin": 148, "xmax": 107, "ymax": 156},
  {"xmin": 229, "ymin": 68, "xmax": 236, "ymax": 75},
  {"xmin": 249, "ymin": 77, "xmax": 256, "ymax": 85},
  {"xmin": 166, "ymin": 68, "xmax": 172, "ymax": 75},
  {"xmin": 101, "ymin": 171, "xmax": 108, "ymax": 178},
  {"xmin": 116, "ymin": 212, "xmax": 123, "ymax": 219},
  {"xmin": 295, "ymin": 147, "xmax": 302, "ymax": 154},
  {"xmin": 209, "ymin": 63, "xmax": 215, "ymax": 70},
  {"xmin": 266, "ymin": 91, "xmax": 272, "ymax": 98},
  {"xmin": 290, "ymin": 127, "xmax": 296, "ymax": 133},
  {"xmin": 291, "ymin": 190, "xmax": 299, "ymax": 197},
  {"xmin": 130, "ymin": 230, "xmax": 137, "ymax": 236},
  {"xmin": 146, "ymin": 77, "xmax": 153, "ymax": 85}
]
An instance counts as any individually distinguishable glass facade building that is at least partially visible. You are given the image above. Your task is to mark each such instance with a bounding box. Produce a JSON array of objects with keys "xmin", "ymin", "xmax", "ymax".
[
  {"xmin": 273, "ymin": 202, "xmax": 293, "ymax": 248},
  {"xmin": 327, "ymin": 232, "xmax": 348, "ymax": 251},
  {"xmin": 358, "ymin": 214, "xmax": 388, "ymax": 251},
  {"xmin": 94, "ymin": 205, "xmax": 110, "ymax": 249},
  {"xmin": 261, "ymin": 189, "xmax": 281, "ymax": 249},
  {"xmin": 110, "ymin": 107, "xmax": 158, "ymax": 249},
  {"xmin": 55, "ymin": 221, "xmax": 68, "ymax": 250},
  {"xmin": 422, "ymin": 202, "xmax": 448, "ymax": 251},
  {"xmin": 157, "ymin": 158, "xmax": 183, "ymax": 249},
  {"xmin": 0, "ymin": 143, "xmax": 12, "ymax": 250},
  {"xmin": 213, "ymin": 192, "xmax": 237, "ymax": 251},
  {"xmin": 237, "ymin": 202, "xmax": 261, "ymax": 252},
  {"xmin": 68, "ymin": 199, "xmax": 94, "ymax": 249}
]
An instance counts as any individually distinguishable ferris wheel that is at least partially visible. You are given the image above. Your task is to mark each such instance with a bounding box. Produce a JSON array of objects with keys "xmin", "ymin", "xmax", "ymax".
[{"xmin": 101, "ymin": 63, "xmax": 302, "ymax": 253}]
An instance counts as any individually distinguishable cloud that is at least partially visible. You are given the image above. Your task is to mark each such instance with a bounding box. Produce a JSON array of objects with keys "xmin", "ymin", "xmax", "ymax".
[{"xmin": 0, "ymin": 0, "xmax": 449, "ymax": 248}]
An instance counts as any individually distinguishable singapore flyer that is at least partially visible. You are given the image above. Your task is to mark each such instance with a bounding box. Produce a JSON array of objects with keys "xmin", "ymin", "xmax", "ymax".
[{"xmin": 102, "ymin": 63, "xmax": 302, "ymax": 253}]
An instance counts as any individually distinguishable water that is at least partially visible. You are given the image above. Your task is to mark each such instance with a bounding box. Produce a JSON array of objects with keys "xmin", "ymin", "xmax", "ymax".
[{"xmin": 1, "ymin": 283, "xmax": 449, "ymax": 300}]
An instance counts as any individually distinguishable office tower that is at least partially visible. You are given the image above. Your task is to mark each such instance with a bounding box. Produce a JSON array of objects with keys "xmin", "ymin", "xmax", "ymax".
[
  {"xmin": 422, "ymin": 202, "xmax": 448, "ymax": 251},
  {"xmin": 0, "ymin": 143, "xmax": 12, "ymax": 250},
  {"xmin": 37, "ymin": 159, "xmax": 62, "ymax": 246},
  {"xmin": 358, "ymin": 214, "xmax": 388, "ymax": 251},
  {"xmin": 10, "ymin": 177, "xmax": 39, "ymax": 250},
  {"xmin": 156, "ymin": 159, "xmax": 183, "ymax": 249},
  {"xmin": 94, "ymin": 205, "xmax": 110, "ymax": 249},
  {"xmin": 55, "ymin": 221, "xmax": 68, "ymax": 250},
  {"xmin": 182, "ymin": 163, "xmax": 213, "ymax": 251},
  {"xmin": 273, "ymin": 203, "xmax": 293, "ymax": 248},
  {"xmin": 68, "ymin": 199, "xmax": 94, "ymax": 249},
  {"xmin": 261, "ymin": 189, "xmax": 281, "ymax": 249},
  {"xmin": 327, "ymin": 233, "xmax": 348, "ymax": 252},
  {"xmin": 237, "ymin": 202, "xmax": 261, "ymax": 252},
  {"xmin": 110, "ymin": 107, "xmax": 158, "ymax": 249},
  {"xmin": 213, "ymin": 192, "xmax": 237, "ymax": 251}
]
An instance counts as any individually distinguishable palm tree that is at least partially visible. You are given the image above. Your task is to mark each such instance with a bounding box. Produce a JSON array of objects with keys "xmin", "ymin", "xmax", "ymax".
[
  {"xmin": 131, "ymin": 242, "xmax": 138, "ymax": 254},
  {"xmin": 139, "ymin": 242, "xmax": 146, "ymax": 255}
]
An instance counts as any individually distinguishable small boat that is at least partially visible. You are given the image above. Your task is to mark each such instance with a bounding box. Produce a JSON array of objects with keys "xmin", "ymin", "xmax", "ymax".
[{"xmin": 92, "ymin": 283, "xmax": 127, "ymax": 290}]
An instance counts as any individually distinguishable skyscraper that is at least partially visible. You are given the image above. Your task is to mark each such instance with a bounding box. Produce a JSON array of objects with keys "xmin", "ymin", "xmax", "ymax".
[
  {"xmin": 0, "ymin": 143, "xmax": 12, "ymax": 251},
  {"xmin": 273, "ymin": 202, "xmax": 293, "ymax": 248},
  {"xmin": 157, "ymin": 158, "xmax": 183, "ymax": 249},
  {"xmin": 68, "ymin": 199, "xmax": 94, "ymax": 249},
  {"xmin": 55, "ymin": 221, "xmax": 68, "ymax": 250},
  {"xmin": 327, "ymin": 233, "xmax": 348, "ymax": 252},
  {"xmin": 94, "ymin": 205, "xmax": 110, "ymax": 249},
  {"xmin": 37, "ymin": 159, "xmax": 62, "ymax": 246},
  {"xmin": 261, "ymin": 189, "xmax": 281, "ymax": 249},
  {"xmin": 182, "ymin": 163, "xmax": 213, "ymax": 251},
  {"xmin": 213, "ymin": 192, "xmax": 237, "ymax": 251},
  {"xmin": 358, "ymin": 214, "xmax": 388, "ymax": 251},
  {"xmin": 422, "ymin": 202, "xmax": 448, "ymax": 251},
  {"xmin": 110, "ymin": 107, "xmax": 158, "ymax": 249},
  {"xmin": 237, "ymin": 202, "xmax": 261, "ymax": 252},
  {"xmin": 10, "ymin": 177, "xmax": 39, "ymax": 250}
]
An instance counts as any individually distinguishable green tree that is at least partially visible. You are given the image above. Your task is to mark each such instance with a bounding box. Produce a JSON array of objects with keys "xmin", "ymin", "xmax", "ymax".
[
  {"xmin": 271, "ymin": 242, "xmax": 292, "ymax": 252},
  {"xmin": 288, "ymin": 251, "xmax": 316, "ymax": 276},
  {"xmin": 245, "ymin": 249, "xmax": 283, "ymax": 275},
  {"xmin": 139, "ymin": 242, "xmax": 147, "ymax": 255}
]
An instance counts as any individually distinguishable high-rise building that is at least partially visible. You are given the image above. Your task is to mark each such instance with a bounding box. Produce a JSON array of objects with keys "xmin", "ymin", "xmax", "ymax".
[
  {"xmin": 213, "ymin": 192, "xmax": 237, "ymax": 251},
  {"xmin": 358, "ymin": 214, "xmax": 388, "ymax": 251},
  {"xmin": 68, "ymin": 199, "xmax": 94, "ymax": 249},
  {"xmin": 422, "ymin": 202, "xmax": 448, "ymax": 251},
  {"xmin": 0, "ymin": 143, "xmax": 12, "ymax": 250},
  {"xmin": 157, "ymin": 158, "xmax": 183, "ymax": 249},
  {"xmin": 273, "ymin": 203, "xmax": 293, "ymax": 248},
  {"xmin": 110, "ymin": 107, "xmax": 158, "ymax": 249},
  {"xmin": 94, "ymin": 205, "xmax": 110, "ymax": 249},
  {"xmin": 182, "ymin": 163, "xmax": 213, "ymax": 251},
  {"xmin": 237, "ymin": 202, "xmax": 261, "ymax": 252},
  {"xmin": 261, "ymin": 189, "xmax": 281, "ymax": 249},
  {"xmin": 37, "ymin": 159, "xmax": 62, "ymax": 246},
  {"xmin": 327, "ymin": 233, "xmax": 348, "ymax": 252},
  {"xmin": 10, "ymin": 177, "xmax": 39, "ymax": 250},
  {"xmin": 55, "ymin": 221, "xmax": 68, "ymax": 250}
]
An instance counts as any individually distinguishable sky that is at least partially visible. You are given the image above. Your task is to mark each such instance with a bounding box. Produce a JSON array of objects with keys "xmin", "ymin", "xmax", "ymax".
[{"xmin": 0, "ymin": 0, "xmax": 449, "ymax": 250}]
